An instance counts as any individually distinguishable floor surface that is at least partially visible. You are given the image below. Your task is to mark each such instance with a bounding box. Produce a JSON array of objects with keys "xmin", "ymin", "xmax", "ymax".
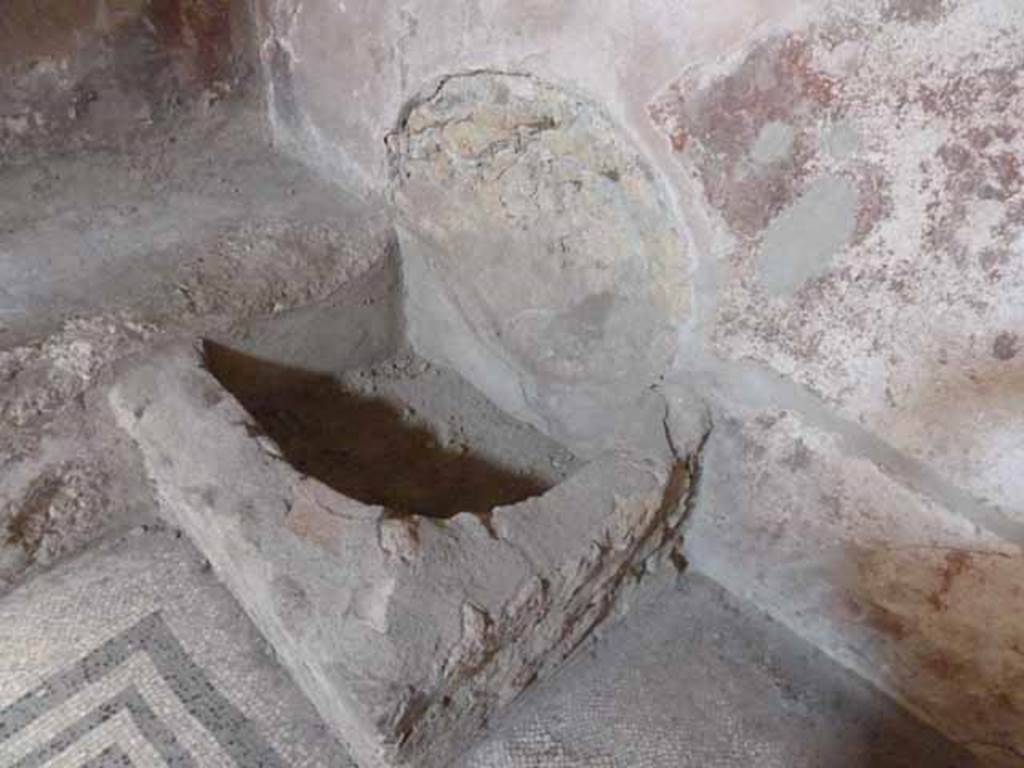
[{"xmin": 0, "ymin": 526, "xmax": 976, "ymax": 767}]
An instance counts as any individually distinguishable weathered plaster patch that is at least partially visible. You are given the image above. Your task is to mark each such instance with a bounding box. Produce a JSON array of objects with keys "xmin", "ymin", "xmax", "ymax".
[
  {"xmin": 822, "ymin": 119, "xmax": 861, "ymax": 161},
  {"xmin": 648, "ymin": 34, "xmax": 840, "ymax": 240},
  {"xmin": 652, "ymin": 2, "xmax": 1024, "ymax": 758},
  {"xmin": 751, "ymin": 120, "xmax": 796, "ymax": 166},
  {"xmin": 391, "ymin": 72, "xmax": 690, "ymax": 447},
  {"xmin": 993, "ymin": 331, "xmax": 1019, "ymax": 361},
  {"xmin": 2, "ymin": 114, "xmax": 31, "ymax": 136},
  {"xmin": 759, "ymin": 174, "xmax": 858, "ymax": 294},
  {"xmin": 851, "ymin": 546, "xmax": 1024, "ymax": 757},
  {"xmin": 649, "ymin": 0, "xmax": 1024, "ymax": 513},
  {"xmin": 686, "ymin": 406, "xmax": 1024, "ymax": 759},
  {"xmin": 0, "ymin": 0, "xmax": 251, "ymax": 163},
  {"xmin": 880, "ymin": 0, "xmax": 951, "ymax": 24}
]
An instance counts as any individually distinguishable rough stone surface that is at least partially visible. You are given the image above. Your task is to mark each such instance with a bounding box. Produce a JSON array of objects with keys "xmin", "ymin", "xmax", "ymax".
[
  {"xmin": 109, "ymin": 343, "xmax": 695, "ymax": 767},
  {"xmin": 390, "ymin": 72, "xmax": 690, "ymax": 450}
]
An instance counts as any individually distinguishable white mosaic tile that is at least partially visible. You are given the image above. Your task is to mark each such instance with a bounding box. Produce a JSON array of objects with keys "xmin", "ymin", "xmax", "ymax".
[{"xmin": 44, "ymin": 711, "xmax": 165, "ymax": 768}]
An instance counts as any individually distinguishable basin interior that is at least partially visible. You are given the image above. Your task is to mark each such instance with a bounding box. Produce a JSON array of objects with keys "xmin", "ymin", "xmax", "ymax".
[{"xmin": 203, "ymin": 340, "xmax": 580, "ymax": 518}]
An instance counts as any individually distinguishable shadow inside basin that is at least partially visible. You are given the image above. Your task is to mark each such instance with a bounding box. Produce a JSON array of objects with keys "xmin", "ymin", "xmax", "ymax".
[{"xmin": 202, "ymin": 340, "xmax": 563, "ymax": 518}]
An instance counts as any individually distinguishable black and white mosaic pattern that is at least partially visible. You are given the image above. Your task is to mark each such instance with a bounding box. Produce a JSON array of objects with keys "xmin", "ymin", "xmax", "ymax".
[
  {"xmin": 1, "ymin": 612, "xmax": 284, "ymax": 767},
  {"xmin": 0, "ymin": 527, "xmax": 354, "ymax": 768},
  {"xmin": 0, "ymin": 525, "xmax": 970, "ymax": 768}
]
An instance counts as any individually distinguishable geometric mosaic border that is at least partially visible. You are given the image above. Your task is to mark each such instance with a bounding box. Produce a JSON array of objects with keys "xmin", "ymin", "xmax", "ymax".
[{"xmin": 0, "ymin": 612, "xmax": 285, "ymax": 767}]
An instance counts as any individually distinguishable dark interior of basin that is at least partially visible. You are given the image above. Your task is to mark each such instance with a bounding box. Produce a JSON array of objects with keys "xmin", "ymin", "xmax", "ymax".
[{"xmin": 202, "ymin": 340, "xmax": 579, "ymax": 518}]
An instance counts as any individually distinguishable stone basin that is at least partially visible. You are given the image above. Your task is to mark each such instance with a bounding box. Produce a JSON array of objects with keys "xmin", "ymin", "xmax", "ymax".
[
  {"xmin": 109, "ymin": 71, "xmax": 696, "ymax": 767},
  {"xmin": 109, "ymin": 275, "xmax": 691, "ymax": 767}
]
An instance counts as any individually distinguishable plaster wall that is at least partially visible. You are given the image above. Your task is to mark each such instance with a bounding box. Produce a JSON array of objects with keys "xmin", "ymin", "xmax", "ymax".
[
  {"xmin": 255, "ymin": 0, "xmax": 1024, "ymax": 761},
  {"xmin": 0, "ymin": 0, "xmax": 256, "ymax": 164}
]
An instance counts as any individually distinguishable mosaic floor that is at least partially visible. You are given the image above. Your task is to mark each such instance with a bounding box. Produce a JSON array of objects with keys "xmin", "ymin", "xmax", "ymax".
[
  {"xmin": 0, "ymin": 526, "xmax": 354, "ymax": 768},
  {"xmin": 459, "ymin": 572, "xmax": 978, "ymax": 768},
  {"xmin": 0, "ymin": 526, "xmax": 972, "ymax": 768}
]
